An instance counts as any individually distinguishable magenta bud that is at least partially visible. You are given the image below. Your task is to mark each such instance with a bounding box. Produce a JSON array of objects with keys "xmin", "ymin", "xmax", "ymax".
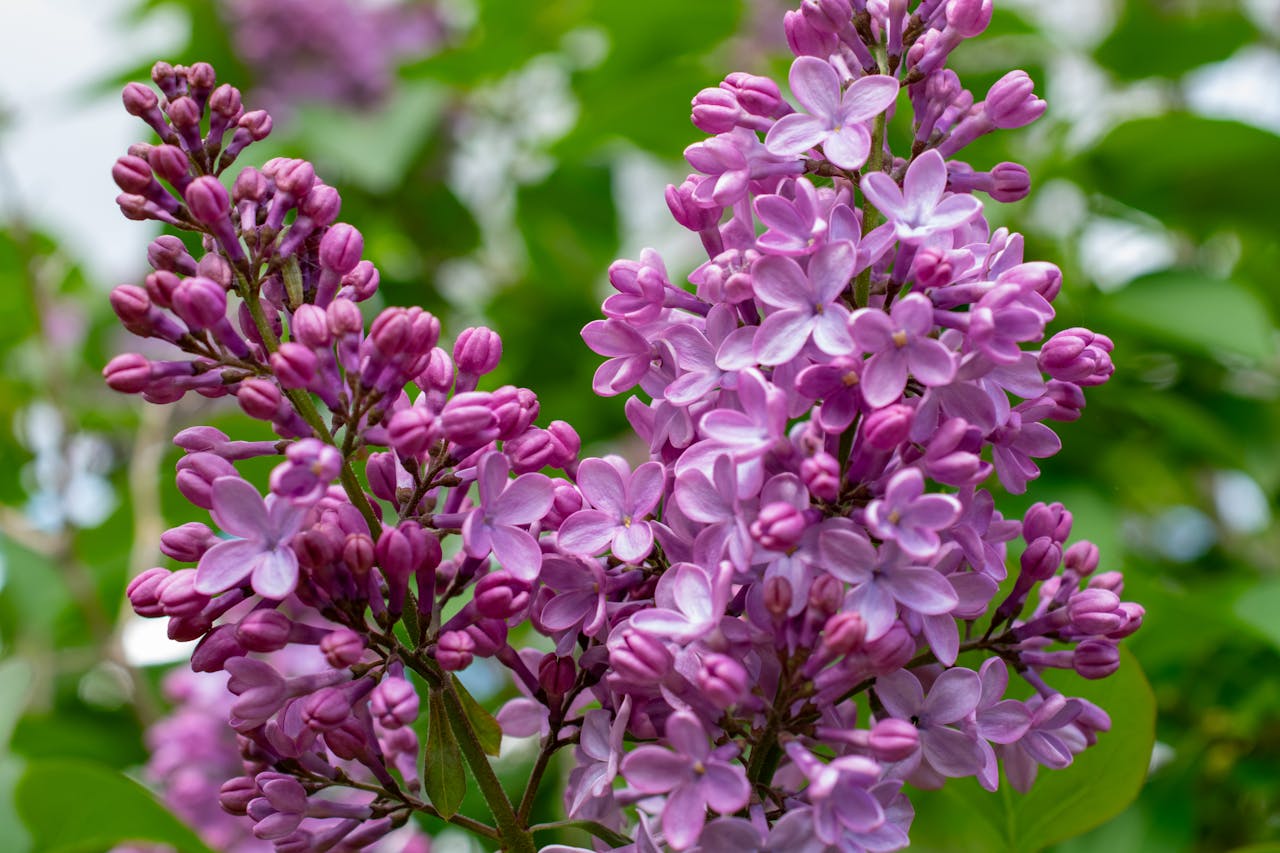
[
  {"xmin": 210, "ymin": 83, "xmax": 242, "ymax": 118},
  {"xmin": 157, "ymin": 569, "xmax": 211, "ymax": 618},
  {"xmin": 453, "ymin": 326, "xmax": 503, "ymax": 377},
  {"xmin": 122, "ymin": 82, "xmax": 159, "ymax": 116},
  {"xmin": 801, "ymin": 452, "xmax": 841, "ymax": 501},
  {"xmin": 327, "ymin": 297, "xmax": 364, "ymax": 337},
  {"xmin": 149, "ymin": 145, "xmax": 191, "ymax": 187},
  {"xmin": 300, "ymin": 184, "xmax": 341, "ymax": 226},
  {"xmin": 865, "ymin": 622, "xmax": 915, "ymax": 674},
  {"xmin": 321, "ymin": 628, "xmax": 366, "ymax": 668},
  {"xmin": 721, "ymin": 72, "xmax": 788, "ymax": 118},
  {"xmin": 370, "ymin": 677, "xmax": 419, "ymax": 729},
  {"xmin": 270, "ymin": 343, "xmax": 317, "ymax": 390},
  {"xmin": 318, "ymin": 223, "xmax": 363, "ymax": 275},
  {"xmin": 751, "ymin": 502, "xmax": 808, "ymax": 551},
  {"xmin": 609, "ymin": 628, "xmax": 672, "ymax": 683},
  {"xmin": 1040, "ymin": 327, "xmax": 1114, "ymax": 386},
  {"xmin": 989, "ymin": 162, "xmax": 1031, "ymax": 202},
  {"xmin": 809, "ymin": 574, "xmax": 842, "ymax": 616},
  {"xmin": 785, "ymin": 9, "xmax": 839, "ymax": 57},
  {"xmin": 103, "ymin": 353, "xmax": 152, "ymax": 394},
  {"xmin": 863, "ymin": 404, "xmax": 915, "ymax": 451},
  {"xmin": 1024, "ymin": 501, "xmax": 1072, "ymax": 543},
  {"xmin": 127, "ymin": 568, "xmax": 171, "ymax": 617},
  {"xmin": 440, "ymin": 392, "xmax": 499, "ymax": 445},
  {"xmin": 185, "ymin": 176, "xmax": 232, "ymax": 225},
  {"xmin": 1044, "ymin": 379, "xmax": 1086, "ymax": 422},
  {"xmin": 237, "ymin": 609, "xmax": 293, "ymax": 652},
  {"xmin": 538, "ymin": 654, "xmax": 577, "ymax": 697},
  {"xmin": 197, "ymin": 252, "xmax": 234, "ymax": 289},
  {"xmin": 274, "ymin": 159, "xmax": 316, "ymax": 198},
  {"xmin": 1109, "ymin": 603, "xmax": 1145, "ymax": 639},
  {"xmin": 475, "ymin": 572, "xmax": 530, "ymax": 619},
  {"xmin": 545, "ymin": 482, "xmax": 584, "ymax": 528},
  {"xmin": 823, "ymin": 611, "xmax": 867, "ymax": 655},
  {"xmin": 763, "ymin": 576, "xmax": 793, "ymax": 617},
  {"xmin": 160, "ymin": 521, "xmax": 217, "ymax": 562},
  {"xmin": 1088, "ymin": 571, "xmax": 1124, "ymax": 595},
  {"xmin": 233, "ymin": 167, "xmax": 269, "ymax": 204},
  {"xmin": 172, "ymin": 276, "xmax": 227, "ymax": 330},
  {"xmin": 166, "ymin": 95, "xmax": 200, "ymax": 131},
  {"xmin": 1020, "ymin": 535, "xmax": 1062, "ymax": 582},
  {"xmin": 387, "ymin": 406, "xmax": 439, "ymax": 459},
  {"xmin": 343, "ymin": 533, "xmax": 376, "ymax": 576},
  {"xmin": 869, "ymin": 717, "xmax": 920, "ymax": 762},
  {"xmin": 240, "ymin": 110, "xmax": 273, "ymax": 141},
  {"xmin": 219, "ymin": 776, "xmax": 259, "ymax": 816},
  {"xmin": 291, "ymin": 304, "xmax": 332, "ymax": 348},
  {"xmin": 665, "ymin": 176, "xmax": 722, "ymax": 232},
  {"xmin": 302, "ymin": 687, "xmax": 351, "ymax": 732},
  {"xmin": 1063, "ymin": 540, "xmax": 1100, "ymax": 576},
  {"xmin": 175, "ymin": 452, "xmax": 237, "ymax": 509},
  {"xmin": 416, "ymin": 347, "xmax": 455, "ymax": 394},
  {"xmin": 364, "ymin": 452, "xmax": 400, "ymax": 503},
  {"xmin": 698, "ymin": 653, "xmax": 748, "ymax": 709},
  {"xmin": 237, "ymin": 378, "xmax": 283, "ymax": 421},
  {"xmin": 109, "ymin": 284, "xmax": 152, "ymax": 327},
  {"xmin": 983, "ymin": 70, "xmax": 1046, "ymax": 129},
  {"xmin": 191, "ymin": 624, "xmax": 245, "ymax": 672},
  {"xmin": 145, "ymin": 271, "xmax": 182, "ymax": 307},
  {"xmin": 112, "ymin": 156, "xmax": 155, "ymax": 194},
  {"xmin": 945, "ymin": 0, "xmax": 993, "ymax": 37},
  {"xmin": 1068, "ymin": 589, "xmax": 1124, "ymax": 635},
  {"xmin": 466, "ymin": 618, "xmax": 508, "ymax": 658},
  {"xmin": 1074, "ymin": 639, "xmax": 1120, "ymax": 679},
  {"xmin": 436, "ymin": 630, "xmax": 475, "ymax": 671},
  {"xmin": 691, "ymin": 87, "xmax": 743, "ymax": 134},
  {"xmin": 147, "ymin": 235, "xmax": 196, "ymax": 274},
  {"xmin": 341, "ymin": 260, "xmax": 380, "ymax": 301}
]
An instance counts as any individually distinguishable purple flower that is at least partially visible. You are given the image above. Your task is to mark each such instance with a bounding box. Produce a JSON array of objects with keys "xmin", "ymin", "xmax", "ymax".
[
  {"xmin": 567, "ymin": 698, "xmax": 631, "ymax": 818},
  {"xmin": 699, "ymin": 368, "xmax": 788, "ymax": 461},
  {"xmin": 558, "ymin": 457, "xmax": 665, "ymax": 563},
  {"xmin": 876, "ymin": 667, "xmax": 984, "ymax": 778},
  {"xmin": 970, "ymin": 657, "xmax": 1032, "ymax": 791},
  {"xmin": 195, "ymin": 476, "xmax": 306, "ymax": 599},
  {"xmin": 998, "ymin": 693, "xmax": 1085, "ymax": 792},
  {"xmin": 462, "ymin": 451, "xmax": 554, "ymax": 580},
  {"xmin": 753, "ymin": 177, "xmax": 829, "ymax": 256},
  {"xmin": 662, "ymin": 304, "xmax": 753, "ymax": 406},
  {"xmin": 628, "ymin": 562, "xmax": 728, "ymax": 641},
  {"xmin": 537, "ymin": 555, "xmax": 609, "ymax": 649},
  {"xmin": 865, "ymin": 468, "xmax": 961, "ymax": 558},
  {"xmin": 784, "ymin": 742, "xmax": 885, "ymax": 842},
  {"xmin": 620, "ymin": 711, "xmax": 750, "ymax": 850},
  {"xmin": 751, "ymin": 241, "xmax": 857, "ymax": 365},
  {"xmin": 581, "ymin": 318, "xmax": 658, "ymax": 397},
  {"xmin": 821, "ymin": 531, "xmax": 959, "ymax": 639},
  {"xmin": 765, "ymin": 58, "xmax": 899, "ymax": 170},
  {"xmin": 269, "ymin": 438, "xmax": 342, "ymax": 504},
  {"xmin": 850, "ymin": 293, "xmax": 956, "ymax": 408},
  {"xmin": 860, "ymin": 150, "xmax": 983, "ymax": 244}
]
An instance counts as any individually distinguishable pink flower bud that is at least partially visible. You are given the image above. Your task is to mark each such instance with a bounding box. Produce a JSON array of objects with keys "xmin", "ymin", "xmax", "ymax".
[
  {"xmin": 722, "ymin": 72, "xmax": 789, "ymax": 118},
  {"xmin": 157, "ymin": 569, "xmax": 211, "ymax": 618},
  {"xmin": 691, "ymin": 87, "xmax": 743, "ymax": 134},
  {"xmin": 237, "ymin": 610, "xmax": 293, "ymax": 652},
  {"xmin": 1020, "ymin": 535, "xmax": 1062, "ymax": 581},
  {"xmin": 475, "ymin": 573, "xmax": 530, "ymax": 619},
  {"xmin": 1023, "ymin": 501, "xmax": 1072, "ymax": 543},
  {"xmin": 387, "ymin": 406, "xmax": 439, "ymax": 459},
  {"xmin": 103, "ymin": 353, "xmax": 152, "ymax": 393},
  {"xmin": 319, "ymin": 223, "xmax": 363, "ymax": 275},
  {"xmin": 752, "ymin": 502, "xmax": 808, "ymax": 551},
  {"xmin": 1074, "ymin": 639, "xmax": 1120, "ymax": 679},
  {"xmin": 175, "ymin": 452, "xmax": 237, "ymax": 509},
  {"xmin": 538, "ymin": 654, "xmax": 576, "ymax": 697},
  {"xmin": 219, "ymin": 776, "xmax": 259, "ymax": 816},
  {"xmin": 436, "ymin": 630, "xmax": 475, "ymax": 671},
  {"xmin": 160, "ymin": 521, "xmax": 217, "ymax": 562},
  {"xmin": 237, "ymin": 378, "xmax": 284, "ymax": 421},
  {"xmin": 112, "ymin": 155, "xmax": 154, "ymax": 194},
  {"xmin": 370, "ymin": 677, "xmax": 420, "ymax": 729},
  {"xmin": 172, "ymin": 276, "xmax": 227, "ymax": 330},
  {"xmin": 983, "ymin": 71, "xmax": 1046, "ymax": 129},
  {"xmin": 698, "ymin": 653, "xmax": 749, "ymax": 709},
  {"xmin": 801, "ymin": 452, "xmax": 841, "ymax": 501},
  {"xmin": 321, "ymin": 628, "xmax": 366, "ymax": 668},
  {"xmin": 863, "ymin": 404, "xmax": 915, "ymax": 450},
  {"xmin": 869, "ymin": 717, "xmax": 920, "ymax": 762},
  {"xmin": 122, "ymin": 82, "xmax": 159, "ymax": 116},
  {"xmin": 945, "ymin": 0, "xmax": 993, "ymax": 37},
  {"xmin": 185, "ymin": 176, "xmax": 232, "ymax": 225},
  {"xmin": 453, "ymin": 326, "xmax": 503, "ymax": 378},
  {"xmin": 127, "ymin": 567, "xmax": 170, "ymax": 617},
  {"xmin": 665, "ymin": 176, "xmax": 722, "ymax": 232},
  {"xmin": 823, "ymin": 611, "xmax": 867, "ymax": 655},
  {"xmin": 270, "ymin": 343, "xmax": 317, "ymax": 390},
  {"xmin": 300, "ymin": 184, "xmax": 341, "ymax": 226},
  {"xmin": 302, "ymin": 687, "xmax": 351, "ymax": 732}
]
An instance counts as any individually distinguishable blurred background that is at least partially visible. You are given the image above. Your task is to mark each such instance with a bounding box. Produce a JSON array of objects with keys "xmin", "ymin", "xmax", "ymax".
[{"xmin": 0, "ymin": 0, "xmax": 1278, "ymax": 850}]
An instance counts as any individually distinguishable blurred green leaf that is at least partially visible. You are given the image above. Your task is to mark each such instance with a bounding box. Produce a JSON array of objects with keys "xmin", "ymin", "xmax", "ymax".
[
  {"xmin": 16, "ymin": 759, "xmax": 214, "ymax": 853},
  {"xmin": 1084, "ymin": 116, "xmax": 1280, "ymax": 234},
  {"xmin": 1096, "ymin": 0, "xmax": 1259, "ymax": 80},
  {"xmin": 1235, "ymin": 579, "xmax": 1280, "ymax": 653},
  {"xmin": 424, "ymin": 689, "xmax": 466, "ymax": 819},
  {"xmin": 1102, "ymin": 272, "xmax": 1274, "ymax": 361},
  {"xmin": 911, "ymin": 647, "xmax": 1155, "ymax": 852}
]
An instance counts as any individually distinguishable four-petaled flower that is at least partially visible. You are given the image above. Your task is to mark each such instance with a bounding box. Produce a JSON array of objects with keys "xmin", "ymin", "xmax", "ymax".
[
  {"xmin": 463, "ymin": 451, "xmax": 554, "ymax": 580},
  {"xmin": 558, "ymin": 456, "xmax": 665, "ymax": 563},
  {"xmin": 860, "ymin": 149, "xmax": 983, "ymax": 244},
  {"xmin": 195, "ymin": 476, "xmax": 307, "ymax": 599},
  {"xmin": 751, "ymin": 241, "xmax": 857, "ymax": 365}
]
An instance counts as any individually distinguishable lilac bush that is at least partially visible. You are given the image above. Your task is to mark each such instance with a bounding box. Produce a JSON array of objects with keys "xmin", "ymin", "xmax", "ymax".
[{"xmin": 106, "ymin": 1, "xmax": 1139, "ymax": 850}]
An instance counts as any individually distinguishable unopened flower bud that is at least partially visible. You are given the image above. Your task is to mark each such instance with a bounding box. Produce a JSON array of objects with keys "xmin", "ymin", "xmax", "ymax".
[
  {"xmin": 1074, "ymin": 639, "xmax": 1120, "ymax": 679},
  {"xmin": 869, "ymin": 717, "xmax": 920, "ymax": 762}
]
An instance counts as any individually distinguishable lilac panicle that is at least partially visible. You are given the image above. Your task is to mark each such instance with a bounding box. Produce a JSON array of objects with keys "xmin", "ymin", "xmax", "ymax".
[{"xmin": 107, "ymin": 2, "xmax": 1140, "ymax": 849}]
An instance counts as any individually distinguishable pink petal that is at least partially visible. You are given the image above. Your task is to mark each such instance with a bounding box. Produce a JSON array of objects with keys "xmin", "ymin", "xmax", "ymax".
[
  {"xmin": 755, "ymin": 310, "xmax": 814, "ymax": 365},
  {"xmin": 840, "ymin": 74, "xmax": 900, "ymax": 124},
  {"xmin": 628, "ymin": 461, "xmax": 666, "ymax": 516},
  {"xmin": 822, "ymin": 125, "xmax": 873, "ymax": 170},
  {"xmin": 903, "ymin": 149, "xmax": 948, "ymax": 218},
  {"xmin": 859, "ymin": 172, "xmax": 907, "ymax": 220},
  {"xmin": 922, "ymin": 725, "xmax": 982, "ymax": 777},
  {"xmin": 923, "ymin": 666, "xmax": 981, "ymax": 724},
  {"xmin": 751, "ymin": 255, "xmax": 809, "ymax": 310},
  {"xmin": 808, "ymin": 241, "xmax": 857, "ymax": 303},
  {"xmin": 493, "ymin": 472, "xmax": 554, "ymax": 525},
  {"xmin": 611, "ymin": 521, "xmax": 654, "ymax": 563},
  {"xmin": 210, "ymin": 477, "xmax": 271, "ymax": 540},
  {"xmin": 576, "ymin": 457, "xmax": 626, "ymax": 516},
  {"xmin": 702, "ymin": 763, "xmax": 750, "ymax": 814},
  {"xmin": 490, "ymin": 525, "xmax": 544, "ymax": 581},
  {"xmin": 788, "ymin": 56, "xmax": 842, "ymax": 120},
  {"xmin": 875, "ymin": 669, "xmax": 924, "ymax": 719},
  {"xmin": 556, "ymin": 510, "xmax": 616, "ymax": 556},
  {"xmin": 250, "ymin": 548, "xmax": 300, "ymax": 600},
  {"xmin": 764, "ymin": 113, "xmax": 829, "ymax": 158},
  {"xmin": 621, "ymin": 747, "xmax": 688, "ymax": 794},
  {"xmin": 886, "ymin": 567, "xmax": 958, "ymax": 615},
  {"xmin": 195, "ymin": 538, "xmax": 260, "ymax": 594}
]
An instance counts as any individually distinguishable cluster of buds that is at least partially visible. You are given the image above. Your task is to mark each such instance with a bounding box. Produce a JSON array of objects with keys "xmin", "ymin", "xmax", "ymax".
[{"xmin": 107, "ymin": 2, "xmax": 1141, "ymax": 850}]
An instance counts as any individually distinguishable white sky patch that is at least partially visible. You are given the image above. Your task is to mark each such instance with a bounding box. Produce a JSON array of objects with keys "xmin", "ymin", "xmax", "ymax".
[
  {"xmin": 121, "ymin": 612, "xmax": 196, "ymax": 666},
  {"xmin": 1077, "ymin": 216, "xmax": 1178, "ymax": 291},
  {"xmin": 0, "ymin": 0, "xmax": 185, "ymax": 286},
  {"xmin": 1213, "ymin": 469, "xmax": 1272, "ymax": 534},
  {"xmin": 1186, "ymin": 47, "xmax": 1280, "ymax": 134}
]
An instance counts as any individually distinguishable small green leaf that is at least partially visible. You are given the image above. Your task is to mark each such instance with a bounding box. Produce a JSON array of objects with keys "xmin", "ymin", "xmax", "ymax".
[
  {"xmin": 1102, "ymin": 272, "xmax": 1274, "ymax": 361},
  {"xmin": 16, "ymin": 759, "xmax": 216, "ymax": 853},
  {"xmin": 910, "ymin": 647, "xmax": 1156, "ymax": 852},
  {"xmin": 424, "ymin": 689, "xmax": 466, "ymax": 819},
  {"xmin": 454, "ymin": 679, "xmax": 503, "ymax": 757}
]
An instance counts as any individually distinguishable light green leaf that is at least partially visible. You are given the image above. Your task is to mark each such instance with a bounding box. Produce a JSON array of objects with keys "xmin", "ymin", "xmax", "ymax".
[
  {"xmin": 1103, "ymin": 272, "xmax": 1274, "ymax": 361},
  {"xmin": 0, "ymin": 658, "xmax": 33, "ymax": 746},
  {"xmin": 909, "ymin": 647, "xmax": 1156, "ymax": 852},
  {"xmin": 424, "ymin": 689, "xmax": 466, "ymax": 819},
  {"xmin": 16, "ymin": 759, "xmax": 215, "ymax": 853},
  {"xmin": 1235, "ymin": 580, "xmax": 1280, "ymax": 653},
  {"xmin": 454, "ymin": 679, "xmax": 502, "ymax": 757}
]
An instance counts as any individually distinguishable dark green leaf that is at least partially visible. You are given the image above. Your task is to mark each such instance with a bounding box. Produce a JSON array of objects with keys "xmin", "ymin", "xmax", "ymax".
[
  {"xmin": 424, "ymin": 689, "xmax": 466, "ymax": 819},
  {"xmin": 1096, "ymin": 0, "xmax": 1259, "ymax": 80},
  {"xmin": 1102, "ymin": 272, "xmax": 1274, "ymax": 361},
  {"xmin": 16, "ymin": 759, "xmax": 215, "ymax": 853},
  {"xmin": 1084, "ymin": 115, "xmax": 1280, "ymax": 234},
  {"xmin": 454, "ymin": 679, "xmax": 502, "ymax": 757},
  {"xmin": 910, "ymin": 647, "xmax": 1156, "ymax": 852}
]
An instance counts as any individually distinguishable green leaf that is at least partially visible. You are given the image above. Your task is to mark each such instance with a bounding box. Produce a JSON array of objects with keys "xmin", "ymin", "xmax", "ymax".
[
  {"xmin": 1235, "ymin": 580, "xmax": 1280, "ymax": 653},
  {"xmin": 1102, "ymin": 272, "xmax": 1274, "ymax": 361},
  {"xmin": 1084, "ymin": 115, "xmax": 1280, "ymax": 235},
  {"xmin": 0, "ymin": 658, "xmax": 33, "ymax": 746},
  {"xmin": 1096, "ymin": 0, "xmax": 1259, "ymax": 81},
  {"xmin": 910, "ymin": 647, "xmax": 1156, "ymax": 852},
  {"xmin": 424, "ymin": 689, "xmax": 466, "ymax": 819},
  {"xmin": 16, "ymin": 759, "xmax": 215, "ymax": 853},
  {"xmin": 454, "ymin": 679, "xmax": 503, "ymax": 757}
]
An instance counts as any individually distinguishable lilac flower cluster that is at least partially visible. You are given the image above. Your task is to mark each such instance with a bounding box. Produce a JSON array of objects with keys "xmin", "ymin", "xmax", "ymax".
[{"xmin": 105, "ymin": 2, "xmax": 1140, "ymax": 850}]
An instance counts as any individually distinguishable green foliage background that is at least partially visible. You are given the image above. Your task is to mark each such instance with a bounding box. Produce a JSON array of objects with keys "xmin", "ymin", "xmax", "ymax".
[{"xmin": 1, "ymin": 0, "xmax": 1278, "ymax": 850}]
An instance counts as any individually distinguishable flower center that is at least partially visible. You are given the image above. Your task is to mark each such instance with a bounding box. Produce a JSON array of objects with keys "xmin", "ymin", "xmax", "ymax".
[
  {"xmin": 892, "ymin": 330, "xmax": 909, "ymax": 348},
  {"xmin": 888, "ymin": 509, "xmax": 901, "ymax": 525},
  {"xmin": 841, "ymin": 370, "xmax": 859, "ymax": 387}
]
